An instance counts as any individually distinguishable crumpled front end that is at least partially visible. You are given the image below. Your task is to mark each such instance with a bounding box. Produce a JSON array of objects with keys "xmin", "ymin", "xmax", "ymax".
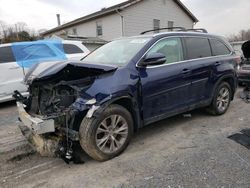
[{"xmin": 15, "ymin": 61, "xmax": 118, "ymax": 158}]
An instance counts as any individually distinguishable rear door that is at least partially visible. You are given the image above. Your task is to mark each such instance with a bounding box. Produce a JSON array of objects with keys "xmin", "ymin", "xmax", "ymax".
[
  {"xmin": 183, "ymin": 37, "xmax": 214, "ymax": 105},
  {"xmin": 139, "ymin": 37, "xmax": 192, "ymax": 124},
  {"xmin": 0, "ymin": 45, "xmax": 27, "ymax": 99}
]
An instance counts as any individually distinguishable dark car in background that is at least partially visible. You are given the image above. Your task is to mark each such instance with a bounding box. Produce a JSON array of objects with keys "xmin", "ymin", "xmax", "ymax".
[
  {"xmin": 15, "ymin": 29, "xmax": 238, "ymax": 161},
  {"xmin": 237, "ymin": 40, "xmax": 250, "ymax": 85}
]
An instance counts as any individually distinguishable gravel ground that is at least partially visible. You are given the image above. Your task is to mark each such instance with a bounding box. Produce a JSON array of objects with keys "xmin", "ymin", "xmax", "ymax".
[{"xmin": 0, "ymin": 90, "xmax": 250, "ymax": 188}]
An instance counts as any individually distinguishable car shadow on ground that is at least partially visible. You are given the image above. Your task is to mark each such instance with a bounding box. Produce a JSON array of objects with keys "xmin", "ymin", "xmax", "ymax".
[
  {"xmin": 76, "ymin": 108, "xmax": 211, "ymax": 164},
  {"xmin": 0, "ymin": 100, "xmax": 212, "ymax": 165},
  {"xmin": 0, "ymin": 100, "xmax": 16, "ymax": 109}
]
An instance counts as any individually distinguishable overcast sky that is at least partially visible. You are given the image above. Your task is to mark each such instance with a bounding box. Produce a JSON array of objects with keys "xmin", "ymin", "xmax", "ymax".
[{"xmin": 0, "ymin": 0, "xmax": 250, "ymax": 37}]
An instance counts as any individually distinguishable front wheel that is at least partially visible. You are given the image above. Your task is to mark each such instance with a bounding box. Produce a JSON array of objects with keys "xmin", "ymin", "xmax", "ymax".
[
  {"xmin": 79, "ymin": 104, "xmax": 133, "ymax": 161},
  {"xmin": 207, "ymin": 82, "xmax": 232, "ymax": 115}
]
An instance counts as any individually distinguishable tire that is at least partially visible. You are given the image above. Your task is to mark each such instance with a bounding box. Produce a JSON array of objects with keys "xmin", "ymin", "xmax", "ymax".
[
  {"xmin": 207, "ymin": 82, "xmax": 232, "ymax": 115},
  {"xmin": 79, "ymin": 104, "xmax": 133, "ymax": 161}
]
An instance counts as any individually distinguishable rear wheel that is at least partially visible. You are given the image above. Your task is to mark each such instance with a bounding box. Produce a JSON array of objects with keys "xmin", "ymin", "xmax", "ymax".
[
  {"xmin": 79, "ymin": 104, "xmax": 133, "ymax": 161},
  {"xmin": 207, "ymin": 82, "xmax": 232, "ymax": 115}
]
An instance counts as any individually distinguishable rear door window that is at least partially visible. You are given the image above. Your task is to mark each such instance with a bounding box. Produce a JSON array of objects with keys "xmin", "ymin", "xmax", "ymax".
[
  {"xmin": 63, "ymin": 44, "xmax": 84, "ymax": 54},
  {"xmin": 0, "ymin": 46, "xmax": 16, "ymax": 63},
  {"xmin": 185, "ymin": 37, "xmax": 212, "ymax": 60},
  {"xmin": 210, "ymin": 39, "xmax": 231, "ymax": 56}
]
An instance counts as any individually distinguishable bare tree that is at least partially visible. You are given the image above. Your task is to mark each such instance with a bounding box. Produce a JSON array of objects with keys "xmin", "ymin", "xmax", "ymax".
[
  {"xmin": 0, "ymin": 20, "xmax": 7, "ymax": 39},
  {"xmin": 15, "ymin": 22, "xmax": 27, "ymax": 33},
  {"xmin": 0, "ymin": 21, "xmax": 40, "ymax": 43},
  {"xmin": 228, "ymin": 29, "xmax": 250, "ymax": 42}
]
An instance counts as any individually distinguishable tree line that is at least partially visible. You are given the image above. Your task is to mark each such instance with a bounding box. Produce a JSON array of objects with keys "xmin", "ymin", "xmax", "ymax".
[
  {"xmin": 0, "ymin": 21, "xmax": 40, "ymax": 44},
  {"xmin": 228, "ymin": 29, "xmax": 250, "ymax": 42}
]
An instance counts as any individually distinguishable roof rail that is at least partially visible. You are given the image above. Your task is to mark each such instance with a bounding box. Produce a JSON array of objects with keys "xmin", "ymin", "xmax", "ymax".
[
  {"xmin": 140, "ymin": 27, "xmax": 208, "ymax": 35},
  {"xmin": 140, "ymin": 27, "xmax": 186, "ymax": 35},
  {"xmin": 186, "ymin": 28, "xmax": 208, "ymax": 33}
]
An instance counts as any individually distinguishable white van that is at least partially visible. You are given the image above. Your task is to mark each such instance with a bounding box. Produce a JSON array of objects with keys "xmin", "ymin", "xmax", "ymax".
[{"xmin": 0, "ymin": 40, "xmax": 89, "ymax": 102}]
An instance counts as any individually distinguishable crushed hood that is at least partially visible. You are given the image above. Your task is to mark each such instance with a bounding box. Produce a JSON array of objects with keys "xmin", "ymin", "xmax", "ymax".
[{"xmin": 24, "ymin": 60, "xmax": 118, "ymax": 84}]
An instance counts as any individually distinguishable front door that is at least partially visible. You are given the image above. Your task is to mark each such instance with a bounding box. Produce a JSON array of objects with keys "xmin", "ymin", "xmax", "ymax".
[{"xmin": 138, "ymin": 37, "xmax": 192, "ymax": 125}]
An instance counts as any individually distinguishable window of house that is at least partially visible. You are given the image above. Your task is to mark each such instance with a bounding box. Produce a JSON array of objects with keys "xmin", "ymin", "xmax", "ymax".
[
  {"xmin": 153, "ymin": 19, "xmax": 160, "ymax": 33},
  {"xmin": 168, "ymin": 21, "xmax": 174, "ymax": 31},
  {"xmin": 210, "ymin": 39, "xmax": 231, "ymax": 56},
  {"xmin": 0, "ymin": 46, "xmax": 16, "ymax": 63},
  {"xmin": 96, "ymin": 21, "xmax": 103, "ymax": 36},
  {"xmin": 147, "ymin": 37, "xmax": 184, "ymax": 64},
  {"xmin": 185, "ymin": 37, "xmax": 212, "ymax": 60},
  {"xmin": 72, "ymin": 28, "xmax": 77, "ymax": 35}
]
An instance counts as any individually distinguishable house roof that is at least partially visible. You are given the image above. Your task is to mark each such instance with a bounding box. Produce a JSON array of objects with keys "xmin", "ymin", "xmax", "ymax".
[{"xmin": 42, "ymin": 0, "xmax": 198, "ymax": 36}]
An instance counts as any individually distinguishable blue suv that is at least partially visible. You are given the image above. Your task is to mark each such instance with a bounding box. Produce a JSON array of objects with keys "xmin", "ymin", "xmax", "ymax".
[{"xmin": 16, "ymin": 29, "xmax": 238, "ymax": 161}]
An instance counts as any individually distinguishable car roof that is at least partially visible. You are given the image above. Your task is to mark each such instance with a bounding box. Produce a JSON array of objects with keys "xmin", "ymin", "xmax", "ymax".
[{"xmin": 116, "ymin": 31, "xmax": 225, "ymax": 41}]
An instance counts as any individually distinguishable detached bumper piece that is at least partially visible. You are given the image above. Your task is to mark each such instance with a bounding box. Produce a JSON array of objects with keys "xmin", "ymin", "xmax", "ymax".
[{"xmin": 17, "ymin": 102, "xmax": 55, "ymax": 134}]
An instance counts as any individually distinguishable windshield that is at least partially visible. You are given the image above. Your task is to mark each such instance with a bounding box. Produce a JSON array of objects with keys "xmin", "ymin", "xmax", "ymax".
[{"xmin": 82, "ymin": 37, "xmax": 151, "ymax": 66}]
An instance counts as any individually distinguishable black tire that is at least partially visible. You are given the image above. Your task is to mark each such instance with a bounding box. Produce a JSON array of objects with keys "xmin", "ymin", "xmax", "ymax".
[
  {"xmin": 79, "ymin": 104, "xmax": 133, "ymax": 161},
  {"xmin": 207, "ymin": 82, "xmax": 232, "ymax": 115}
]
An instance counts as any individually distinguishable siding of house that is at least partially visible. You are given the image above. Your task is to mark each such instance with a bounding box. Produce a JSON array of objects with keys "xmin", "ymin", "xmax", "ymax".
[
  {"xmin": 122, "ymin": 0, "xmax": 194, "ymax": 36},
  {"xmin": 75, "ymin": 14, "xmax": 122, "ymax": 41},
  {"xmin": 46, "ymin": 14, "xmax": 122, "ymax": 41},
  {"xmin": 44, "ymin": 0, "xmax": 195, "ymax": 41}
]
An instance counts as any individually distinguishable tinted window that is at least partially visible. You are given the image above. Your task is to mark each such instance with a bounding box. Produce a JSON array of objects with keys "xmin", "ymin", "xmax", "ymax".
[
  {"xmin": 147, "ymin": 37, "xmax": 184, "ymax": 64},
  {"xmin": 63, "ymin": 44, "xmax": 83, "ymax": 54},
  {"xmin": 210, "ymin": 39, "xmax": 231, "ymax": 56},
  {"xmin": 0, "ymin": 46, "xmax": 16, "ymax": 63},
  {"xmin": 185, "ymin": 37, "xmax": 212, "ymax": 59}
]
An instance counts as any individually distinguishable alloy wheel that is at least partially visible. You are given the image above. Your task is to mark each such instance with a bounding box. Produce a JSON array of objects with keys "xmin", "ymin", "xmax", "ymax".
[
  {"xmin": 216, "ymin": 87, "xmax": 230, "ymax": 112},
  {"xmin": 95, "ymin": 115, "xmax": 129, "ymax": 154}
]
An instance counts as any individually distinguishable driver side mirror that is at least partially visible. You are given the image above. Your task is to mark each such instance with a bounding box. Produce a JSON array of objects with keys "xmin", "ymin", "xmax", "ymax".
[{"xmin": 138, "ymin": 52, "xmax": 166, "ymax": 67}]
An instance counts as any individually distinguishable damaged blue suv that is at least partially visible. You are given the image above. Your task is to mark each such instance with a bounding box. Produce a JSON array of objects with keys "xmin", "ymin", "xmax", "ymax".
[{"xmin": 16, "ymin": 29, "xmax": 238, "ymax": 161}]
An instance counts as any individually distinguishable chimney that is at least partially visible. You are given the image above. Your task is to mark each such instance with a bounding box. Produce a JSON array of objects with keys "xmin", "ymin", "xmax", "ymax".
[{"xmin": 56, "ymin": 14, "xmax": 61, "ymax": 26}]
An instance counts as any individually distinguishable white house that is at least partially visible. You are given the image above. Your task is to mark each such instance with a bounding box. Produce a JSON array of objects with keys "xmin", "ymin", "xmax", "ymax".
[{"xmin": 42, "ymin": 0, "xmax": 198, "ymax": 41}]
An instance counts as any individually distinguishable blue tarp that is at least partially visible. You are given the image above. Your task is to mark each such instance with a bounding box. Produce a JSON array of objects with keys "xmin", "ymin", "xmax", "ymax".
[{"xmin": 11, "ymin": 40, "xmax": 67, "ymax": 68}]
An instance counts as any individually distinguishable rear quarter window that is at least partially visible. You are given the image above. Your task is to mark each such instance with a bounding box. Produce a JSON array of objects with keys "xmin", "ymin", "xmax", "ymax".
[
  {"xmin": 63, "ymin": 44, "xmax": 84, "ymax": 54},
  {"xmin": 0, "ymin": 46, "xmax": 16, "ymax": 63},
  {"xmin": 210, "ymin": 39, "xmax": 231, "ymax": 56},
  {"xmin": 185, "ymin": 37, "xmax": 212, "ymax": 60}
]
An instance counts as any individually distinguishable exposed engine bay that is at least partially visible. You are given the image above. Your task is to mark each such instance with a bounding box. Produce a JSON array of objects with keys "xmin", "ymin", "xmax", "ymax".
[{"xmin": 27, "ymin": 79, "xmax": 90, "ymax": 116}]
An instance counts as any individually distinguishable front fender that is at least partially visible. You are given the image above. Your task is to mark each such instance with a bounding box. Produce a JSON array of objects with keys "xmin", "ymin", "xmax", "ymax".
[{"xmin": 87, "ymin": 95, "xmax": 142, "ymax": 132}]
